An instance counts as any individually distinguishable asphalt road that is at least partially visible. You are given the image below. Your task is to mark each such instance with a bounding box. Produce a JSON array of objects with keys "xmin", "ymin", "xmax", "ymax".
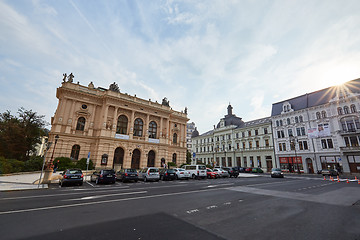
[{"xmin": 0, "ymin": 174, "xmax": 359, "ymax": 240}]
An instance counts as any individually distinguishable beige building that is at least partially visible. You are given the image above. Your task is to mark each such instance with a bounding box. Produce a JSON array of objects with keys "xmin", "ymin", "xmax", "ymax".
[{"xmin": 48, "ymin": 79, "xmax": 188, "ymax": 170}]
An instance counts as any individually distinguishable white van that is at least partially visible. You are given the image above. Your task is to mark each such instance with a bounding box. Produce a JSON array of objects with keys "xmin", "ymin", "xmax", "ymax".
[{"xmin": 184, "ymin": 165, "xmax": 207, "ymax": 179}]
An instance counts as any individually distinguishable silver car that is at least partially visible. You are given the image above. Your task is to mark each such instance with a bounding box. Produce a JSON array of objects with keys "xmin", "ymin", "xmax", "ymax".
[
  {"xmin": 213, "ymin": 168, "xmax": 230, "ymax": 178},
  {"xmin": 138, "ymin": 167, "xmax": 160, "ymax": 182}
]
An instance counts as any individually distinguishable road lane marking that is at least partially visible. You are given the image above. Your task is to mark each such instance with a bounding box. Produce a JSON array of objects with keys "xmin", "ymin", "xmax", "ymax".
[
  {"xmin": 0, "ymin": 188, "xmax": 221, "ymax": 215},
  {"xmin": 186, "ymin": 209, "xmax": 199, "ymax": 214},
  {"xmin": 207, "ymin": 183, "xmax": 234, "ymax": 188},
  {"xmin": 62, "ymin": 191, "xmax": 147, "ymax": 201},
  {"xmin": 206, "ymin": 205, "xmax": 218, "ymax": 209}
]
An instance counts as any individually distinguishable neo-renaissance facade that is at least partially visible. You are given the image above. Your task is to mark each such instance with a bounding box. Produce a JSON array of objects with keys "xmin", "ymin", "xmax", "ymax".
[
  {"xmin": 191, "ymin": 104, "xmax": 276, "ymax": 172},
  {"xmin": 47, "ymin": 78, "xmax": 188, "ymax": 170},
  {"xmin": 271, "ymin": 78, "xmax": 360, "ymax": 174}
]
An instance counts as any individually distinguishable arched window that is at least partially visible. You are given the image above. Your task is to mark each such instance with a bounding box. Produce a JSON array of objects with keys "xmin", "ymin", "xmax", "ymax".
[
  {"xmin": 134, "ymin": 118, "xmax": 143, "ymax": 137},
  {"xmin": 173, "ymin": 133, "xmax": 177, "ymax": 144},
  {"xmin": 76, "ymin": 117, "xmax": 85, "ymax": 131},
  {"xmin": 287, "ymin": 118, "xmax": 290, "ymax": 125},
  {"xmin": 338, "ymin": 107, "xmax": 343, "ymax": 115},
  {"xmin": 116, "ymin": 115, "xmax": 128, "ymax": 134},
  {"xmin": 279, "ymin": 120, "xmax": 283, "ymax": 126},
  {"xmin": 148, "ymin": 121, "xmax": 157, "ymax": 138},
  {"xmin": 321, "ymin": 111, "xmax": 327, "ymax": 118},
  {"xmin": 316, "ymin": 112, "xmax": 321, "ymax": 119},
  {"xmin": 70, "ymin": 145, "xmax": 80, "ymax": 160},
  {"xmin": 350, "ymin": 104, "xmax": 356, "ymax": 113},
  {"xmin": 295, "ymin": 116, "xmax": 299, "ymax": 123},
  {"xmin": 172, "ymin": 153, "xmax": 177, "ymax": 164},
  {"xmin": 299, "ymin": 116, "xmax": 303, "ymax": 122},
  {"xmin": 344, "ymin": 106, "xmax": 349, "ymax": 114}
]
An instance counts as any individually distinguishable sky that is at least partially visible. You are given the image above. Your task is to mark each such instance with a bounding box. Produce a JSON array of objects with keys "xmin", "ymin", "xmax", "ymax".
[{"xmin": 1, "ymin": 0, "xmax": 360, "ymax": 134}]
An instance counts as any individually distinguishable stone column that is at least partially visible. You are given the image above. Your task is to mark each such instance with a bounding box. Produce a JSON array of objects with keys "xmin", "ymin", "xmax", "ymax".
[{"xmin": 129, "ymin": 111, "xmax": 135, "ymax": 139}]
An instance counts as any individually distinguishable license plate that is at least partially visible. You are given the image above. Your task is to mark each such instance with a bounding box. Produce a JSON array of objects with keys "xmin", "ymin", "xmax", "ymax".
[
  {"xmin": 170, "ymin": 174, "xmax": 174, "ymax": 176},
  {"xmin": 107, "ymin": 175, "xmax": 113, "ymax": 177},
  {"xmin": 71, "ymin": 176, "xmax": 78, "ymax": 179}
]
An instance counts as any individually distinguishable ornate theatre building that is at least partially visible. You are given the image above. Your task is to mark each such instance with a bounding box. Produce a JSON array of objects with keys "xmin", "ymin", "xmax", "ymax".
[{"xmin": 48, "ymin": 76, "xmax": 188, "ymax": 170}]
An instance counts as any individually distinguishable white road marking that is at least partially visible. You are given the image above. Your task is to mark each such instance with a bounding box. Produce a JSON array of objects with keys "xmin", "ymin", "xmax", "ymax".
[
  {"xmin": 207, "ymin": 183, "xmax": 234, "ymax": 188},
  {"xmin": 0, "ymin": 188, "xmax": 220, "ymax": 215},
  {"xmin": 62, "ymin": 191, "xmax": 147, "ymax": 201},
  {"xmin": 206, "ymin": 205, "xmax": 218, "ymax": 209},
  {"xmin": 186, "ymin": 209, "xmax": 199, "ymax": 214},
  {"xmin": 224, "ymin": 202, "xmax": 231, "ymax": 205}
]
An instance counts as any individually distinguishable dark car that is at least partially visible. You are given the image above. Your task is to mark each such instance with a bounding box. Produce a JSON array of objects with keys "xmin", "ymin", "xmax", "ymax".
[
  {"xmin": 271, "ymin": 168, "xmax": 284, "ymax": 178},
  {"xmin": 252, "ymin": 167, "xmax": 264, "ymax": 173},
  {"xmin": 322, "ymin": 169, "xmax": 338, "ymax": 176},
  {"xmin": 159, "ymin": 168, "xmax": 177, "ymax": 181},
  {"xmin": 222, "ymin": 167, "xmax": 239, "ymax": 178},
  {"xmin": 238, "ymin": 167, "xmax": 246, "ymax": 173},
  {"xmin": 59, "ymin": 169, "xmax": 83, "ymax": 187},
  {"xmin": 91, "ymin": 169, "xmax": 116, "ymax": 184},
  {"xmin": 116, "ymin": 168, "xmax": 138, "ymax": 183}
]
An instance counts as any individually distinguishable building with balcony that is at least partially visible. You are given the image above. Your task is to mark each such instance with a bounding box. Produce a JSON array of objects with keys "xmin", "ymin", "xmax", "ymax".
[
  {"xmin": 191, "ymin": 104, "xmax": 275, "ymax": 172},
  {"xmin": 271, "ymin": 78, "xmax": 360, "ymax": 174},
  {"xmin": 47, "ymin": 80, "xmax": 188, "ymax": 170}
]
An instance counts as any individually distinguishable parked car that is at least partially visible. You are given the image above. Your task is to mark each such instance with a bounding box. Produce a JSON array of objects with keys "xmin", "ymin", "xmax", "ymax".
[
  {"xmin": 138, "ymin": 167, "xmax": 160, "ymax": 182},
  {"xmin": 159, "ymin": 168, "xmax": 177, "ymax": 181},
  {"xmin": 59, "ymin": 169, "xmax": 84, "ymax": 187},
  {"xmin": 213, "ymin": 168, "xmax": 230, "ymax": 178},
  {"xmin": 322, "ymin": 169, "xmax": 338, "ymax": 176},
  {"xmin": 222, "ymin": 167, "xmax": 239, "ymax": 178},
  {"xmin": 252, "ymin": 167, "xmax": 264, "ymax": 173},
  {"xmin": 184, "ymin": 165, "xmax": 207, "ymax": 179},
  {"xmin": 245, "ymin": 167, "xmax": 253, "ymax": 173},
  {"xmin": 91, "ymin": 169, "xmax": 116, "ymax": 184},
  {"xmin": 173, "ymin": 168, "xmax": 190, "ymax": 180},
  {"xmin": 116, "ymin": 168, "xmax": 138, "ymax": 183},
  {"xmin": 206, "ymin": 168, "xmax": 218, "ymax": 179},
  {"xmin": 271, "ymin": 168, "xmax": 284, "ymax": 178},
  {"xmin": 238, "ymin": 167, "xmax": 246, "ymax": 173}
]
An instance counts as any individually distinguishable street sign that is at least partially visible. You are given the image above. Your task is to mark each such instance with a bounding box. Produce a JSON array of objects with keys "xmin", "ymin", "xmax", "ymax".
[
  {"xmin": 193, "ymin": 152, "xmax": 196, "ymax": 158},
  {"xmin": 87, "ymin": 152, "xmax": 90, "ymax": 164}
]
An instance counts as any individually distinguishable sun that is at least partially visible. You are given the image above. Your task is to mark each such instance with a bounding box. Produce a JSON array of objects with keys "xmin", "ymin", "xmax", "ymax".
[{"xmin": 322, "ymin": 64, "xmax": 360, "ymax": 87}]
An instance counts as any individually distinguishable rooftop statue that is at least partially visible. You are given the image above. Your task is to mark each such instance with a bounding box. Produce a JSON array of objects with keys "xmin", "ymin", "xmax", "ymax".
[
  {"xmin": 109, "ymin": 82, "xmax": 120, "ymax": 93},
  {"xmin": 62, "ymin": 73, "xmax": 67, "ymax": 82},
  {"xmin": 162, "ymin": 97, "xmax": 170, "ymax": 107},
  {"xmin": 68, "ymin": 73, "xmax": 74, "ymax": 83}
]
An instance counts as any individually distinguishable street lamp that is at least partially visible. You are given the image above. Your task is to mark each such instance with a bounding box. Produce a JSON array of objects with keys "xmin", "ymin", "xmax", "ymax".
[
  {"xmin": 290, "ymin": 136, "xmax": 301, "ymax": 174},
  {"xmin": 48, "ymin": 134, "xmax": 59, "ymax": 170}
]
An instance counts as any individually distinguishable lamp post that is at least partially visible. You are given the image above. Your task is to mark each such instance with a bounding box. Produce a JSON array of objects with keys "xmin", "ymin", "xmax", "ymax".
[
  {"xmin": 290, "ymin": 136, "xmax": 301, "ymax": 174},
  {"xmin": 48, "ymin": 134, "xmax": 59, "ymax": 170}
]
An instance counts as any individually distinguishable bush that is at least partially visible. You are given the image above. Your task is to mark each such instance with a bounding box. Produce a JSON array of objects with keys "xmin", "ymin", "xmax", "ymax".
[
  {"xmin": 0, "ymin": 157, "xmax": 25, "ymax": 174},
  {"xmin": 206, "ymin": 164, "xmax": 213, "ymax": 169},
  {"xmin": 24, "ymin": 156, "xmax": 43, "ymax": 172},
  {"xmin": 54, "ymin": 157, "xmax": 74, "ymax": 171},
  {"xmin": 75, "ymin": 158, "xmax": 94, "ymax": 170},
  {"xmin": 167, "ymin": 162, "xmax": 177, "ymax": 167}
]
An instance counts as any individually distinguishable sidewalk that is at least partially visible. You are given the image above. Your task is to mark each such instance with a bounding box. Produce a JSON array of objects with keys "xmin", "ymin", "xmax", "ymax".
[{"xmin": 0, "ymin": 172, "xmax": 62, "ymax": 192}]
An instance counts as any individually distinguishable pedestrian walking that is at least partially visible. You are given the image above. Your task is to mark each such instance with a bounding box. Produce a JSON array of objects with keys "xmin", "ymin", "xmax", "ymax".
[{"xmin": 53, "ymin": 160, "xmax": 59, "ymax": 173}]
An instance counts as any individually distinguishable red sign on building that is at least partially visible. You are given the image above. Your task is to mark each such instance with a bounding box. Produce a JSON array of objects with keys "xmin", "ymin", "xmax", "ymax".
[{"xmin": 279, "ymin": 157, "xmax": 302, "ymax": 164}]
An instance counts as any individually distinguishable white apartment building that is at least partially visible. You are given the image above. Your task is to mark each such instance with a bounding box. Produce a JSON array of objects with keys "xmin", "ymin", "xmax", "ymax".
[
  {"xmin": 271, "ymin": 78, "xmax": 360, "ymax": 174},
  {"xmin": 192, "ymin": 104, "xmax": 275, "ymax": 172}
]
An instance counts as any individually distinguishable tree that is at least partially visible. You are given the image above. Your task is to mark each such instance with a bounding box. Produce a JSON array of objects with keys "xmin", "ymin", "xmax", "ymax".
[
  {"xmin": 186, "ymin": 150, "xmax": 192, "ymax": 164},
  {"xmin": 0, "ymin": 108, "xmax": 48, "ymax": 161}
]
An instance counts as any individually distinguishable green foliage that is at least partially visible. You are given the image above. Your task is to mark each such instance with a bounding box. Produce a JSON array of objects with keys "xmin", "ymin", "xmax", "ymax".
[
  {"xmin": 186, "ymin": 150, "xmax": 192, "ymax": 164},
  {"xmin": 0, "ymin": 157, "xmax": 25, "ymax": 174},
  {"xmin": 167, "ymin": 161, "xmax": 177, "ymax": 167},
  {"xmin": 23, "ymin": 156, "xmax": 43, "ymax": 172},
  {"xmin": 54, "ymin": 157, "xmax": 73, "ymax": 171},
  {"xmin": 0, "ymin": 108, "xmax": 48, "ymax": 161},
  {"xmin": 206, "ymin": 164, "xmax": 213, "ymax": 169},
  {"xmin": 75, "ymin": 158, "xmax": 94, "ymax": 170}
]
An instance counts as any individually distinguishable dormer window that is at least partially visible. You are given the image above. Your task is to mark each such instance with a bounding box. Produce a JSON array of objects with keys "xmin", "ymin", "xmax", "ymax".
[{"xmin": 281, "ymin": 101, "xmax": 293, "ymax": 114}]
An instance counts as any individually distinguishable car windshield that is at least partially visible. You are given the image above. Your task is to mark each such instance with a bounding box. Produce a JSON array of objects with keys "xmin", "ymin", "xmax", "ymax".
[
  {"xmin": 207, "ymin": 169, "xmax": 213, "ymax": 172},
  {"xmin": 149, "ymin": 168, "xmax": 158, "ymax": 173},
  {"xmin": 272, "ymin": 168, "xmax": 281, "ymax": 171},
  {"xmin": 126, "ymin": 169, "xmax": 137, "ymax": 173},
  {"xmin": 103, "ymin": 170, "xmax": 115, "ymax": 175},
  {"xmin": 198, "ymin": 165, "xmax": 206, "ymax": 170},
  {"xmin": 179, "ymin": 169, "xmax": 185, "ymax": 171},
  {"xmin": 167, "ymin": 169, "xmax": 175, "ymax": 173},
  {"xmin": 68, "ymin": 170, "xmax": 82, "ymax": 174}
]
